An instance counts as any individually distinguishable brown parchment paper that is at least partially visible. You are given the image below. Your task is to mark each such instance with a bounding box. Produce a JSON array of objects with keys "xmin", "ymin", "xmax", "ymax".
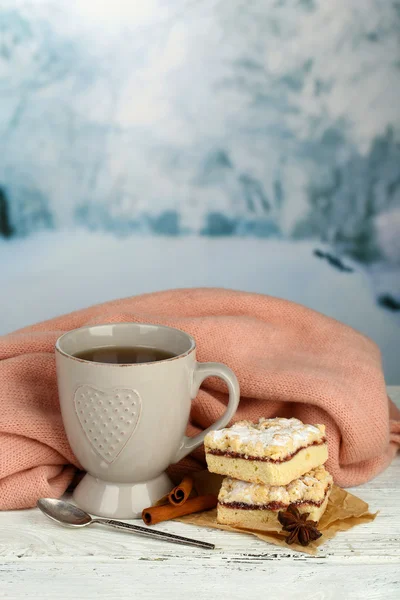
[{"xmin": 175, "ymin": 471, "xmax": 377, "ymax": 555}]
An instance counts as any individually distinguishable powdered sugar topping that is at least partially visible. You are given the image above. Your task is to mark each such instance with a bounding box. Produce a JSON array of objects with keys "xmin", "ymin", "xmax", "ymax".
[{"xmin": 205, "ymin": 417, "xmax": 326, "ymax": 460}]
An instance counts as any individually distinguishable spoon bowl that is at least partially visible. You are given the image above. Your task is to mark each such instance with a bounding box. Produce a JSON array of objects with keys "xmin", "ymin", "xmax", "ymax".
[{"xmin": 38, "ymin": 498, "xmax": 92, "ymax": 527}]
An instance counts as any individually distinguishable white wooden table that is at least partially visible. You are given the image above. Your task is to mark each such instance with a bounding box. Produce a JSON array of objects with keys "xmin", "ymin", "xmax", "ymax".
[{"xmin": 1, "ymin": 388, "xmax": 399, "ymax": 600}]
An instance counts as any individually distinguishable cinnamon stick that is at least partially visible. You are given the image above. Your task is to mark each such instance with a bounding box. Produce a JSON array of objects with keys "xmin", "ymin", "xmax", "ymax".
[
  {"xmin": 168, "ymin": 476, "xmax": 194, "ymax": 506},
  {"xmin": 142, "ymin": 494, "xmax": 217, "ymax": 526}
]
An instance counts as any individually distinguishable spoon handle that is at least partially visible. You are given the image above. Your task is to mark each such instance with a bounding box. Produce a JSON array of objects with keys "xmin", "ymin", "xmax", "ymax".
[{"xmin": 93, "ymin": 518, "xmax": 215, "ymax": 550}]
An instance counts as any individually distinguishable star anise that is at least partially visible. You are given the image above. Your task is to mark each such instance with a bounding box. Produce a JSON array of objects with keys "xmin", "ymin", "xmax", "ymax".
[{"xmin": 278, "ymin": 504, "xmax": 322, "ymax": 546}]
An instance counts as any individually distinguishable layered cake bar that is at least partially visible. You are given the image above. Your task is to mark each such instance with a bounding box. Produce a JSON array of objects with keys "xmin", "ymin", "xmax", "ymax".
[
  {"xmin": 217, "ymin": 465, "xmax": 333, "ymax": 530},
  {"xmin": 205, "ymin": 417, "xmax": 328, "ymax": 486}
]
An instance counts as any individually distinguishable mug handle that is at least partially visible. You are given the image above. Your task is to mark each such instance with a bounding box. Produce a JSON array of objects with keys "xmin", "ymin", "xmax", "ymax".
[{"xmin": 174, "ymin": 362, "xmax": 240, "ymax": 463}]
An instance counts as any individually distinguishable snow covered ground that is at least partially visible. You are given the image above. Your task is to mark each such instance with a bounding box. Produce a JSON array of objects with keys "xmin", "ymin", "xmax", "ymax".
[{"xmin": 1, "ymin": 231, "xmax": 398, "ymax": 383}]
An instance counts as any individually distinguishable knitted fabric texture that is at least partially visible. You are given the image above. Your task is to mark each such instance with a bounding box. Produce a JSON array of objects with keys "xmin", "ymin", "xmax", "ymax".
[{"xmin": 0, "ymin": 288, "xmax": 399, "ymax": 509}]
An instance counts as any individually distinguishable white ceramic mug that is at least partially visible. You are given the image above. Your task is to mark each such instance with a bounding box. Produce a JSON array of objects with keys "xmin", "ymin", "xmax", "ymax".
[{"xmin": 55, "ymin": 323, "xmax": 240, "ymax": 518}]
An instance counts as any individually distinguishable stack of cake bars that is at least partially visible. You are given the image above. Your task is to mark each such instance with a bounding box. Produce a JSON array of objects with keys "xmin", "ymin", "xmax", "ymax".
[{"xmin": 204, "ymin": 417, "xmax": 332, "ymax": 530}]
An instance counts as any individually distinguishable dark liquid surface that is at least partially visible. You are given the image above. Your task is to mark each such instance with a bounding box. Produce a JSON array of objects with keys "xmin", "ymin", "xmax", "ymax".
[{"xmin": 73, "ymin": 346, "xmax": 177, "ymax": 364}]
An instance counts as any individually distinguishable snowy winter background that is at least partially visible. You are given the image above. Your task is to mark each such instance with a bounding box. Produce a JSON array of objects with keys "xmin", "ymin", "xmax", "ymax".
[{"xmin": 0, "ymin": 0, "xmax": 399, "ymax": 382}]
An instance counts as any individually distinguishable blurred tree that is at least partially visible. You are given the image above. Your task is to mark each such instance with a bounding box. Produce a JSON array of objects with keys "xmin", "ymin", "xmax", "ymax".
[
  {"xmin": 293, "ymin": 128, "xmax": 400, "ymax": 263},
  {"xmin": 148, "ymin": 211, "xmax": 181, "ymax": 236},
  {"xmin": 0, "ymin": 187, "xmax": 14, "ymax": 238},
  {"xmin": 8, "ymin": 185, "xmax": 53, "ymax": 236},
  {"xmin": 201, "ymin": 212, "xmax": 238, "ymax": 236}
]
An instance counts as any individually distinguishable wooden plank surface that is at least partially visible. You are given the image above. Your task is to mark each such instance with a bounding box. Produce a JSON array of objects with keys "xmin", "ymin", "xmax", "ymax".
[{"xmin": 0, "ymin": 387, "xmax": 399, "ymax": 600}]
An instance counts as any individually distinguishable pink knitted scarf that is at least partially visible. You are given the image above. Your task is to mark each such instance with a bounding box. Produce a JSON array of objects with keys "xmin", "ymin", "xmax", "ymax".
[{"xmin": 0, "ymin": 288, "xmax": 399, "ymax": 509}]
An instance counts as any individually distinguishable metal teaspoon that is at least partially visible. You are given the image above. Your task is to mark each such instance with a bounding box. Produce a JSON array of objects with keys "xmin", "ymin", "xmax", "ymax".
[{"xmin": 37, "ymin": 498, "xmax": 215, "ymax": 550}]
